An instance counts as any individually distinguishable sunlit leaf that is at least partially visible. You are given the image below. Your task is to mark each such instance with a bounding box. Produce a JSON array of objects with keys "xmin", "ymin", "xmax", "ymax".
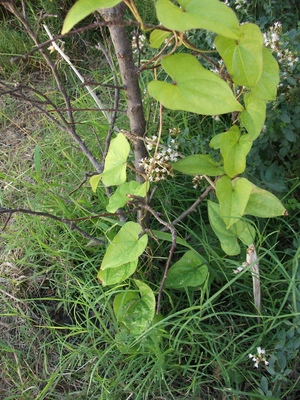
[
  {"xmin": 149, "ymin": 29, "xmax": 171, "ymax": 48},
  {"xmin": 98, "ymin": 260, "xmax": 137, "ymax": 286},
  {"xmin": 106, "ymin": 181, "xmax": 149, "ymax": 213},
  {"xmin": 172, "ymin": 154, "xmax": 224, "ymax": 176},
  {"xmin": 251, "ymin": 47, "xmax": 279, "ymax": 100},
  {"xmin": 148, "ymin": 54, "xmax": 243, "ymax": 116},
  {"xmin": 208, "ymin": 201, "xmax": 255, "ymax": 255},
  {"xmin": 62, "ymin": 0, "xmax": 122, "ymax": 34},
  {"xmin": 209, "ymin": 132, "xmax": 226, "ymax": 150},
  {"xmin": 241, "ymin": 92, "xmax": 266, "ymax": 141},
  {"xmin": 101, "ymin": 132, "xmax": 130, "ymax": 186},
  {"xmin": 208, "ymin": 200, "xmax": 240, "ymax": 255},
  {"xmin": 215, "ymin": 23, "xmax": 263, "ymax": 88},
  {"xmin": 156, "ymin": 0, "xmax": 241, "ymax": 39},
  {"xmin": 220, "ymin": 126, "xmax": 252, "ymax": 177},
  {"xmin": 101, "ymin": 222, "xmax": 148, "ymax": 270},
  {"xmin": 216, "ymin": 176, "xmax": 253, "ymax": 228},
  {"xmin": 245, "ymin": 184, "xmax": 287, "ymax": 217}
]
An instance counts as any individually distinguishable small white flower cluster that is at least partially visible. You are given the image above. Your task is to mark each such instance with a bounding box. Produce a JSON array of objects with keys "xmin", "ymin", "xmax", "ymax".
[
  {"xmin": 169, "ymin": 127, "xmax": 181, "ymax": 137},
  {"xmin": 132, "ymin": 33, "xmax": 146, "ymax": 52},
  {"xmin": 263, "ymin": 22, "xmax": 299, "ymax": 72},
  {"xmin": 223, "ymin": 0, "xmax": 246, "ymax": 8},
  {"xmin": 139, "ymin": 135, "xmax": 179, "ymax": 182},
  {"xmin": 249, "ymin": 347, "xmax": 269, "ymax": 368},
  {"xmin": 192, "ymin": 175, "xmax": 204, "ymax": 189}
]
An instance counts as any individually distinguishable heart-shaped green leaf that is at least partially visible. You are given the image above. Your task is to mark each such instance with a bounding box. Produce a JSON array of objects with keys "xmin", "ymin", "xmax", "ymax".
[
  {"xmin": 101, "ymin": 222, "xmax": 148, "ymax": 270},
  {"xmin": 216, "ymin": 176, "xmax": 253, "ymax": 228},
  {"xmin": 251, "ymin": 47, "xmax": 279, "ymax": 100},
  {"xmin": 241, "ymin": 92, "xmax": 266, "ymax": 141},
  {"xmin": 155, "ymin": 0, "xmax": 241, "ymax": 39},
  {"xmin": 98, "ymin": 260, "xmax": 137, "ymax": 286},
  {"xmin": 106, "ymin": 181, "xmax": 149, "ymax": 213},
  {"xmin": 62, "ymin": 0, "xmax": 122, "ymax": 34},
  {"xmin": 172, "ymin": 154, "xmax": 224, "ymax": 176},
  {"xmin": 220, "ymin": 126, "xmax": 252, "ymax": 177},
  {"xmin": 113, "ymin": 280, "xmax": 155, "ymax": 335},
  {"xmin": 101, "ymin": 132, "xmax": 130, "ymax": 187},
  {"xmin": 215, "ymin": 23, "xmax": 263, "ymax": 88},
  {"xmin": 245, "ymin": 184, "xmax": 287, "ymax": 218},
  {"xmin": 165, "ymin": 250, "xmax": 208, "ymax": 289},
  {"xmin": 148, "ymin": 54, "xmax": 243, "ymax": 116}
]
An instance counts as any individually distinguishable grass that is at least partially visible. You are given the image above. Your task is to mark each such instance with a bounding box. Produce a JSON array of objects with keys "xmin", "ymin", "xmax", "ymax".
[{"xmin": 1, "ymin": 1, "xmax": 300, "ymax": 399}]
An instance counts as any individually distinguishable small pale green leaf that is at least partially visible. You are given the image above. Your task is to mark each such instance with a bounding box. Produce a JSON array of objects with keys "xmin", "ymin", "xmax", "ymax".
[
  {"xmin": 245, "ymin": 184, "xmax": 287, "ymax": 218},
  {"xmin": 220, "ymin": 126, "xmax": 252, "ymax": 177},
  {"xmin": 172, "ymin": 154, "xmax": 224, "ymax": 176},
  {"xmin": 251, "ymin": 47, "xmax": 279, "ymax": 100},
  {"xmin": 90, "ymin": 174, "xmax": 102, "ymax": 193},
  {"xmin": 101, "ymin": 222, "xmax": 148, "ymax": 270},
  {"xmin": 208, "ymin": 200, "xmax": 240, "ymax": 255},
  {"xmin": 230, "ymin": 219, "xmax": 256, "ymax": 246},
  {"xmin": 106, "ymin": 181, "xmax": 149, "ymax": 213},
  {"xmin": 241, "ymin": 92, "xmax": 266, "ymax": 141},
  {"xmin": 149, "ymin": 29, "xmax": 171, "ymax": 48},
  {"xmin": 165, "ymin": 250, "xmax": 208, "ymax": 289},
  {"xmin": 113, "ymin": 280, "xmax": 155, "ymax": 335},
  {"xmin": 156, "ymin": 0, "xmax": 241, "ymax": 39},
  {"xmin": 216, "ymin": 176, "xmax": 253, "ymax": 228},
  {"xmin": 98, "ymin": 260, "xmax": 137, "ymax": 286},
  {"xmin": 215, "ymin": 23, "xmax": 263, "ymax": 88},
  {"xmin": 209, "ymin": 132, "xmax": 226, "ymax": 150},
  {"xmin": 101, "ymin": 132, "xmax": 130, "ymax": 186},
  {"xmin": 62, "ymin": 0, "xmax": 122, "ymax": 34},
  {"xmin": 148, "ymin": 54, "xmax": 243, "ymax": 116}
]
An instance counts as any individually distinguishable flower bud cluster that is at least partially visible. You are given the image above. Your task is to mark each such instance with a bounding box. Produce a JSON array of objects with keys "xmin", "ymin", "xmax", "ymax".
[{"xmin": 139, "ymin": 135, "xmax": 179, "ymax": 182}]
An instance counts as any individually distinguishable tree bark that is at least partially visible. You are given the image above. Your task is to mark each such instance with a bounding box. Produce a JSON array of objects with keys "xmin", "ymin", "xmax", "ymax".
[{"xmin": 99, "ymin": 3, "xmax": 148, "ymax": 183}]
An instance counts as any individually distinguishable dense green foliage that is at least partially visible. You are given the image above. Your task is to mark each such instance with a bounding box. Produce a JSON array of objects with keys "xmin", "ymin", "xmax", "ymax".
[{"xmin": 0, "ymin": 1, "xmax": 299, "ymax": 399}]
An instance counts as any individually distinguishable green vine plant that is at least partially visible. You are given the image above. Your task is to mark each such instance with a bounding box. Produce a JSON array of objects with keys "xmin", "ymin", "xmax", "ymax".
[{"xmin": 61, "ymin": 0, "xmax": 287, "ymax": 345}]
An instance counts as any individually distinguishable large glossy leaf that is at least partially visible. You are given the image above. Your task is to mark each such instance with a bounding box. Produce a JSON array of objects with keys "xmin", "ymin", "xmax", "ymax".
[
  {"xmin": 113, "ymin": 280, "xmax": 155, "ymax": 335},
  {"xmin": 62, "ymin": 0, "xmax": 122, "ymax": 34},
  {"xmin": 215, "ymin": 23, "xmax": 263, "ymax": 88},
  {"xmin": 101, "ymin": 222, "xmax": 148, "ymax": 270},
  {"xmin": 216, "ymin": 176, "xmax": 253, "ymax": 228},
  {"xmin": 148, "ymin": 54, "xmax": 243, "ymax": 116},
  {"xmin": 155, "ymin": 0, "xmax": 241, "ymax": 39},
  {"xmin": 241, "ymin": 92, "xmax": 266, "ymax": 141},
  {"xmin": 245, "ymin": 184, "xmax": 287, "ymax": 218},
  {"xmin": 106, "ymin": 181, "xmax": 149, "ymax": 213},
  {"xmin": 220, "ymin": 126, "xmax": 252, "ymax": 177},
  {"xmin": 172, "ymin": 154, "xmax": 224, "ymax": 176},
  {"xmin": 165, "ymin": 250, "xmax": 208, "ymax": 289},
  {"xmin": 208, "ymin": 201, "xmax": 255, "ymax": 255},
  {"xmin": 251, "ymin": 47, "xmax": 279, "ymax": 100},
  {"xmin": 98, "ymin": 260, "xmax": 137, "ymax": 286}
]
